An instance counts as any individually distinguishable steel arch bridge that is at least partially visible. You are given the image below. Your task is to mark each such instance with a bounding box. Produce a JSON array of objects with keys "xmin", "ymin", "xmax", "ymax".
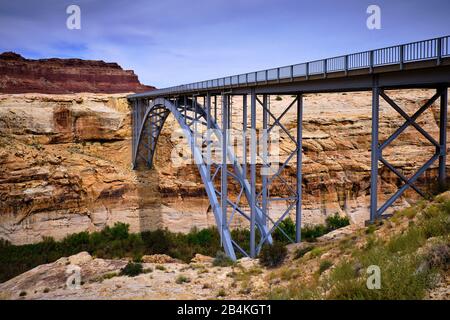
[{"xmin": 130, "ymin": 36, "xmax": 450, "ymax": 260}]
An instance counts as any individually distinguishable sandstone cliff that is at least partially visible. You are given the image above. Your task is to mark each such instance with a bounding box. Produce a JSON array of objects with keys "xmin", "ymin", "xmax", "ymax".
[
  {"xmin": 0, "ymin": 90, "xmax": 448, "ymax": 244},
  {"xmin": 0, "ymin": 52, "xmax": 154, "ymax": 94}
]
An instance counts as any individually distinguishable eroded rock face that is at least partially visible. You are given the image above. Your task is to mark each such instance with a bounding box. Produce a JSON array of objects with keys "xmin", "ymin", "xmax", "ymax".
[
  {"xmin": 0, "ymin": 90, "xmax": 448, "ymax": 244},
  {"xmin": 0, "ymin": 93, "xmax": 149, "ymax": 244},
  {"xmin": 0, "ymin": 52, "xmax": 154, "ymax": 94}
]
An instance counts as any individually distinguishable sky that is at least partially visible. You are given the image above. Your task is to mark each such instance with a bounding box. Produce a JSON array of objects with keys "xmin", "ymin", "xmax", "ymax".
[{"xmin": 1, "ymin": 0, "xmax": 449, "ymax": 88}]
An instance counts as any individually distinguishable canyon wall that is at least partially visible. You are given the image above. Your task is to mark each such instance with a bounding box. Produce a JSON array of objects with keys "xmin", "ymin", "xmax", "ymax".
[
  {"xmin": 0, "ymin": 52, "xmax": 154, "ymax": 94},
  {"xmin": 0, "ymin": 90, "xmax": 448, "ymax": 244}
]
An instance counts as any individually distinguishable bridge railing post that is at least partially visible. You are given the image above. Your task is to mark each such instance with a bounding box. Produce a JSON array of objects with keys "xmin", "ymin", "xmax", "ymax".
[
  {"xmin": 437, "ymin": 37, "xmax": 443, "ymax": 66},
  {"xmin": 344, "ymin": 55, "xmax": 349, "ymax": 76},
  {"xmin": 400, "ymin": 45, "xmax": 405, "ymax": 70}
]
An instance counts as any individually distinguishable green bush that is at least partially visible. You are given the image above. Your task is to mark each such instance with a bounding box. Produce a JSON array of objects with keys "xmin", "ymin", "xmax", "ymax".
[
  {"xmin": 319, "ymin": 260, "xmax": 333, "ymax": 274},
  {"xmin": 213, "ymin": 251, "xmax": 235, "ymax": 267},
  {"xmin": 302, "ymin": 224, "xmax": 328, "ymax": 242},
  {"xmin": 294, "ymin": 246, "xmax": 315, "ymax": 260},
  {"xmin": 259, "ymin": 243, "xmax": 287, "ymax": 268},
  {"xmin": 273, "ymin": 215, "xmax": 350, "ymax": 244},
  {"xmin": 120, "ymin": 262, "xmax": 143, "ymax": 277},
  {"xmin": 175, "ymin": 275, "xmax": 191, "ymax": 284},
  {"xmin": 0, "ymin": 214, "xmax": 351, "ymax": 283},
  {"xmin": 325, "ymin": 213, "xmax": 350, "ymax": 231}
]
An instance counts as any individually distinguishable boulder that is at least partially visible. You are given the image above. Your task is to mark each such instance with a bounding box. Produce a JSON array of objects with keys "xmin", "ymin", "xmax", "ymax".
[
  {"xmin": 190, "ymin": 254, "xmax": 214, "ymax": 264},
  {"xmin": 68, "ymin": 252, "xmax": 92, "ymax": 265},
  {"xmin": 141, "ymin": 254, "xmax": 178, "ymax": 264}
]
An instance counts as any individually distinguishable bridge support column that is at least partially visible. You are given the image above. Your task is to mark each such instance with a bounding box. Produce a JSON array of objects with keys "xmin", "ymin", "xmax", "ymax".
[
  {"xmin": 370, "ymin": 86, "xmax": 380, "ymax": 222},
  {"xmin": 250, "ymin": 89, "xmax": 257, "ymax": 258},
  {"xmin": 147, "ymin": 100, "xmax": 153, "ymax": 168},
  {"xmin": 262, "ymin": 95, "xmax": 269, "ymax": 225},
  {"xmin": 439, "ymin": 87, "xmax": 448, "ymax": 190},
  {"xmin": 296, "ymin": 94, "xmax": 303, "ymax": 243},
  {"xmin": 221, "ymin": 93, "xmax": 228, "ymax": 247}
]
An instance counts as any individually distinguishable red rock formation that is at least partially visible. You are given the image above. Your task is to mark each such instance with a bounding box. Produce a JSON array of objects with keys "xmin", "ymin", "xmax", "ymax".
[{"xmin": 0, "ymin": 52, "xmax": 154, "ymax": 94}]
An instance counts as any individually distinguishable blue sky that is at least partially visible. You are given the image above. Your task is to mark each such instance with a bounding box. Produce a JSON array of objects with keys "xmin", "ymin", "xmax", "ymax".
[{"xmin": 1, "ymin": 0, "xmax": 449, "ymax": 88}]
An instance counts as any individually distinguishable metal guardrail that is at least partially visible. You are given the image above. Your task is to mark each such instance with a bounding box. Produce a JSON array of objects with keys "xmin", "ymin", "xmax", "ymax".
[{"xmin": 131, "ymin": 36, "xmax": 450, "ymax": 98}]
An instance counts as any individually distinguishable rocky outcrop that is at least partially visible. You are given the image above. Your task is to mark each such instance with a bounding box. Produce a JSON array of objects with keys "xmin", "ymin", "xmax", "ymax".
[
  {"xmin": 0, "ymin": 93, "xmax": 152, "ymax": 244},
  {"xmin": 0, "ymin": 252, "xmax": 262, "ymax": 300},
  {"xmin": 0, "ymin": 52, "xmax": 154, "ymax": 94}
]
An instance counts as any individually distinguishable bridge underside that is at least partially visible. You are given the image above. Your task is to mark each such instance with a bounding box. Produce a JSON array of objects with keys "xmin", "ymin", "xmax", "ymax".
[{"xmin": 130, "ymin": 46, "xmax": 450, "ymax": 259}]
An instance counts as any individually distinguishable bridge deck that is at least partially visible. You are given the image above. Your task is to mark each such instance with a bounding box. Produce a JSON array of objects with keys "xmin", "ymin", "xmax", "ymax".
[{"xmin": 129, "ymin": 36, "xmax": 450, "ymax": 99}]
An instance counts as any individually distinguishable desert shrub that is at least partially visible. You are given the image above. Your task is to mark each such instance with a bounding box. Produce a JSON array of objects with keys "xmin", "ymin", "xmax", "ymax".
[
  {"xmin": 187, "ymin": 228, "xmax": 217, "ymax": 246},
  {"xmin": 103, "ymin": 222, "xmax": 129, "ymax": 240},
  {"xmin": 0, "ymin": 238, "xmax": 11, "ymax": 248},
  {"xmin": 423, "ymin": 243, "xmax": 450, "ymax": 270},
  {"xmin": 275, "ymin": 96, "xmax": 283, "ymax": 101},
  {"xmin": 293, "ymin": 246, "xmax": 315, "ymax": 260},
  {"xmin": 213, "ymin": 251, "xmax": 235, "ymax": 267},
  {"xmin": 175, "ymin": 275, "xmax": 191, "ymax": 284},
  {"xmin": 259, "ymin": 243, "xmax": 287, "ymax": 268},
  {"xmin": 319, "ymin": 260, "xmax": 333, "ymax": 274},
  {"xmin": 273, "ymin": 218, "xmax": 296, "ymax": 243},
  {"xmin": 301, "ymin": 224, "xmax": 328, "ymax": 242},
  {"xmin": 217, "ymin": 288, "xmax": 227, "ymax": 297},
  {"xmin": 273, "ymin": 215, "xmax": 350, "ymax": 244},
  {"xmin": 140, "ymin": 229, "xmax": 171, "ymax": 254},
  {"xmin": 120, "ymin": 262, "xmax": 143, "ymax": 277},
  {"xmin": 325, "ymin": 213, "xmax": 350, "ymax": 231}
]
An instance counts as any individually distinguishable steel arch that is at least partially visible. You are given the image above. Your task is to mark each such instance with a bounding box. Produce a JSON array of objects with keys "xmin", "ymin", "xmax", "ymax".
[{"xmin": 132, "ymin": 97, "xmax": 271, "ymax": 259}]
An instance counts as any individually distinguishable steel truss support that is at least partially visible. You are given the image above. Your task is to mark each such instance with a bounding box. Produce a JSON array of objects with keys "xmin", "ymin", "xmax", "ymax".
[
  {"xmin": 253, "ymin": 94, "xmax": 302, "ymax": 254},
  {"xmin": 132, "ymin": 96, "xmax": 273, "ymax": 259},
  {"xmin": 370, "ymin": 86, "xmax": 448, "ymax": 221}
]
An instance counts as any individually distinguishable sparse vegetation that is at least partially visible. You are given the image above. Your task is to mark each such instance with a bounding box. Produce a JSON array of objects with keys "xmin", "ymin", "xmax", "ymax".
[
  {"xmin": 120, "ymin": 262, "xmax": 143, "ymax": 277},
  {"xmin": 268, "ymin": 192, "xmax": 450, "ymax": 300},
  {"xmin": 259, "ymin": 242, "xmax": 287, "ymax": 268},
  {"xmin": 318, "ymin": 260, "xmax": 333, "ymax": 274},
  {"xmin": 213, "ymin": 251, "xmax": 235, "ymax": 267},
  {"xmin": 0, "ymin": 223, "xmax": 248, "ymax": 283},
  {"xmin": 217, "ymin": 288, "xmax": 227, "ymax": 297},
  {"xmin": 293, "ymin": 246, "xmax": 315, "ymax": 260},
  {"xmin": 175, "ymin": 274, "xmax": 190, "ymax": 284},
  {"xmin": 273, "ymin": 214, "xmax": 350, "ymax": 243}
]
